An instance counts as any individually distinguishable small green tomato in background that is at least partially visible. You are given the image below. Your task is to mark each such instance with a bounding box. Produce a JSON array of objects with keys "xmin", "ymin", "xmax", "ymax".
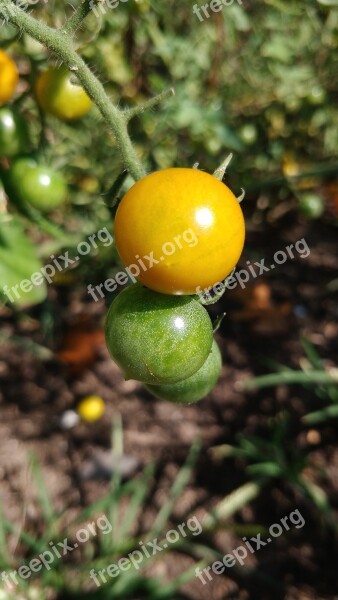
[
  {"xmin": 9, "ymin": 160, "xmax": 68, "ymax": 212},
  {"xmin": 298, "ymin": 193, "xmax": 324, "ymax": 219},
  {"xmin": 105, "ymin": 284, "xmax": 213, "ymax": 385},
  {"xmin": 8, "ymin": 156, "xmax": 37, "ymax": 179},
  {"xmin": 0, "ymin": 107, "xmax": 29, "ymax": 158},
  {"xmin": 146, "ymin": 339, "xmax": 222, "ymax": 404},
  {"xmin": 77, "ymin": 396, "xmax": 105, "ymax": 422}
]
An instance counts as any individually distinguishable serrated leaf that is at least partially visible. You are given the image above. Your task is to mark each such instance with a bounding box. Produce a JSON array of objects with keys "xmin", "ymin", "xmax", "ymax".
[{"xmin": 0, "ymin": 217, "xmax": 47, "ymax": 307}]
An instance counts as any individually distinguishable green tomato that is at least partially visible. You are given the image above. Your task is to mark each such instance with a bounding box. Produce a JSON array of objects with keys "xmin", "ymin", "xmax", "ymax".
[
  {"xmin": 9, "ymin": 156, "xmax": 37, "ymax": 179},
  {"xmin": 298, "ymin": 193, "xmax": 324, "ymax": 219},
  {"xmin": 146, "ymin": 339, "xmax": 222, "ymax": 404},
  {"xmin": 105, "ymin": 284, "xmax": 213, "ymax": 384},
  {"xmin": 9, "ymin": 161, "xmax": 68, "ymax": 212},
  {"xmin": 239, "ymin": 124, "xmax": 257, "ymax": 145},
  {"xmin": 0, "ymin": 107, "xmax": 29, "ymax": 158}
]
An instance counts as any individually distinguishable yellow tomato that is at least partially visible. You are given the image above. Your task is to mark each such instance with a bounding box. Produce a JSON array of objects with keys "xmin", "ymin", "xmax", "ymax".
[
  {"xmin": 35, "ymin": 66, "xmax": 93, "ymax": 121},
  {"xmin": 114, "ymin": 168, "xmax": 245, "ymax": 295},
  {"xmin": 0, "ymin": 50, "xmax": 18, "ymax": 105},
  {"xmin": 77, "ymin": 396, "xmax": 105, "ymax": 422}
]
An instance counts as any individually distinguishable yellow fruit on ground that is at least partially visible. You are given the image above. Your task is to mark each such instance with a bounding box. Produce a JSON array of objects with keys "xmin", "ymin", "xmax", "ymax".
[{"xmin": 77, "ymin": 396, "xmax": 105, "ymax": 422}]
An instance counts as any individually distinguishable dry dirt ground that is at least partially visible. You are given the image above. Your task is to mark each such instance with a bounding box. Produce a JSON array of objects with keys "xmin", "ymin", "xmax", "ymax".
[{"xmin": 0, "ymin": 210, "xmax": 338, "ymax": 600}]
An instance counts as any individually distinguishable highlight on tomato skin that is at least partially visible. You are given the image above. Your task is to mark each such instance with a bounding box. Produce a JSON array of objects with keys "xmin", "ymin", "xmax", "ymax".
[
  {"xmin": 8, "ymin": 160, "xmax": 68, "ymax": 212},
  {"xmin": 145, "ymin": 339, "xmax": 222, "ymax": 404},
  {"xmin": 104, "ymin": 283, "xmax": 214, "ymax": 385},
  {"xmin": 0, "ymin": 106, "xmax": 30, "ymax": 158},
  {"xmin": 114, "ymin": 168, "xmax": 245, "ymax": 295}
]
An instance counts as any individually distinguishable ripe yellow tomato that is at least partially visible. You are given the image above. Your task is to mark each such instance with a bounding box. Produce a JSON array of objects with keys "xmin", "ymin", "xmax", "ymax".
[
  {"xmin": 0, "ymin": 50, "xmax": 18, "ymax": 105},
  {"xmin": 77, "ymin": 396, "xmax": 105, "ymax": 422},
  {"xmin": 35, "ymin": 66, "xmax": 93, "ymax": 121},
  {"xmin": 114, "ymin": 168, "xmax": 245, "ymax": 295}
]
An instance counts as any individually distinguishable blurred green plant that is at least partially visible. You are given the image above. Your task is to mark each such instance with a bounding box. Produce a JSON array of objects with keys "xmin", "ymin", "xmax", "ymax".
[
  {"xmin": 1, "ymin": 0, "xmax": 338, "ymax": 309},
  {"xmin": 210, "ymin": 412, "xmax": 337, "ymax": 531},
  {"xmin": 242, "ymin": 337, "xmax": 338, "ymax": 424}
]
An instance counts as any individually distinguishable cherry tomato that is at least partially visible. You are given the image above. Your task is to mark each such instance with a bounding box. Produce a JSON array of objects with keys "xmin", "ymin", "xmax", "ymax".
[
  {"xmin": 35, "ymin": 66, "xmax": 93, "ymax": 121},
  {"xmin": 0, "ymin": 107, "xmax": 29, "ymax": 158},
  {"xmin": 114, "ymin": 169, "xmax": 245, "ymax": 295},
  {"xmin": 0, "ymin": 49, "xmax": 18, "ymax": 105},
  {"xmin": 146, "ymin": 339, "xmax": 221, "ymax": 404},
  {"xmin": 8, "ymin": 159, "xmax": 67, "ymax": 212},
  {"xmin": 8, "ymin": 156, "xmax": 37, "ymax": 179},
  {"xmin": 298, "ymin": 193, "xmax": 324, "ymax": 219},
  {"xmin": 105, "ymin": 284, "xmax": 213, "ymax": 384}
]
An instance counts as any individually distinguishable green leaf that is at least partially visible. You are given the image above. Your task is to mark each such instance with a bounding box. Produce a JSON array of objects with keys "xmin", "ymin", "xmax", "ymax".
[
  {"xmin": 0, "ymin": 217, "xmax": 47, "ymax": 308},
  {"xmin": 317, "ymin": 0, "xmax": 338, "ymax": 5}
]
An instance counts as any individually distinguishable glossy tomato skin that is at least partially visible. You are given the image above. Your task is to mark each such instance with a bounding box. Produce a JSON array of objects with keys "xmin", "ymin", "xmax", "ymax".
[
  {"xmin": 9, "ymin": 161, "xmax": 67, "ymax": 212},
  {"xmin": 105, "ymin": 284, "xmax": 213, "ymax": 384},
  {"xmin": 35, "ymin": 66, "xmax": 93, "ymax": 121},
  {"xmin": 114, "ymin": 168, "xmax": 245, "ymax": 295},
  {"xmin": 0, "ymin": 107, "xmax": 29, "ymax": 158},
  {"xmin": 0, "ymin": 50, "xmax": 18, "ymax": 105},
  {"xmin": 146, "ymin": 339, "xmax": 222, "ymax": 404}
]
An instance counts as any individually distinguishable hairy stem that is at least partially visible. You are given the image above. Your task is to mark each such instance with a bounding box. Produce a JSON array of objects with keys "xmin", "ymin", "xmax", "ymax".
[
  {"xmin": 124, "ymin": 88, "xmax": 175, "ymax": 122},
  {"xmin": 63, "ymin": 0, "xmax": 94, "ymax": 35},
  {"xmin": 0, "ymin": 0, "xmax": 145, "ymax": 180}
]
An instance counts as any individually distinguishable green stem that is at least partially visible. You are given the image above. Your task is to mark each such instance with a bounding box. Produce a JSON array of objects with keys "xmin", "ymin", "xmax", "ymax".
[
  {"xmin": 242, "ymin": 369, "xmax": 338, "ymax": 390},
  {"xmin": 0, "ymin": 0, "xmax": 145, "ymax": 181},
  {"xmin": 63, "ymin": 0, "xmax": 93, "ymax": 35},
  {"xmin": 124, "ymin": 88, "xmax": 175, "ymax": 122},
  {"xmin": 202, "ymin": 481, "xmax": 263, "ymax": 530}
]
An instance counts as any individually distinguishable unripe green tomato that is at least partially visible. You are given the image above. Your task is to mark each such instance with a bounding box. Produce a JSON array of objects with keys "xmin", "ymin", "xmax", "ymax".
[
  {"xmin": 298, "ymin": 193, "xmax": 324, "ymax": 219},
  {"xmin": 105, "ymin": 284, "xmax": 213, "ymax": 384},
  {"xmin": 239, "ymin": 124, "xmax": 257, "ymax": 145},
  {"xmin": 0, "ymin": 107, "xmax": 29, "ymax": 158},
  {"xmin": 9, "ymin": 156, "xmax": 37, "ymax": 179},
  {"xmin": 35, "ymin": 66, "xmax": 93, "ymax": 121},
  {"xmin": 9, "ymin": 160, "xmax": 67, "ymax": 212},
  {"xmin": 146, "ymin": 339, "xmax": 222, "ymax": 404}
]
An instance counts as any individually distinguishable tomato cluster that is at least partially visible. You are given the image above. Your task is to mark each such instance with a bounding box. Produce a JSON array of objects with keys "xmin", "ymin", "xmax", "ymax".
[
  {"xmin": 1, "ymin": 48, "xmax": 245, "ymax": 404},
  {"xmin": 0, "ymin": 52, "xmax": 92, "ymax": 211},
  {"xmin": 105, "ymin": 168, "xmax": 245, "ymax": 404}
]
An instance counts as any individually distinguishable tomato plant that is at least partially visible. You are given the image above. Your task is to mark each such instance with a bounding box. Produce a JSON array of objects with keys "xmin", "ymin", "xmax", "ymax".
[
  {"xmin": 114, "ymin": 168, "xmax": 245, "ymax": 295},
  {"xmin": 8, "ymin": 159, "xmax": 68, "ymax": 212},
  {"xmin": 0, "ymin": 106, "xmax": 29, "ymax": 157},
  {"xmin": 146, "ymin": 339, "xmax": 222, "ymax": 404},
  {"xmin": 0, "ymin": 49, "xmax": 18, "ymax": 105},
  {"xmin": 105, "ymin": 284, "xmax": 214, "ymax": 384},
  {"xmin": 35, "ymin": 66, "xmax": 93, "ymax": 121}
]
